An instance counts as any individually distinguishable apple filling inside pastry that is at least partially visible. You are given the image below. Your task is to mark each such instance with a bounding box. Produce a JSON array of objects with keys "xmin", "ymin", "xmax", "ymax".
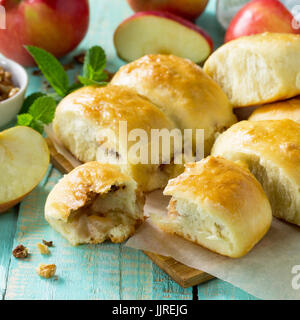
[{"xmin": 45, "ymin": 162, "xmax": 145, "ymax": 246}]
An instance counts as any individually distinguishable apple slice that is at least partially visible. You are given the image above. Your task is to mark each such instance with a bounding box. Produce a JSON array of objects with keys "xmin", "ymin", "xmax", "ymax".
[
  {"xmin": 0, "ymin": 126, "xmax": 50, "ymax": 213},
  {"xmin": 114, "ymin": 11, "xmax": 213, "ymax": 63}
]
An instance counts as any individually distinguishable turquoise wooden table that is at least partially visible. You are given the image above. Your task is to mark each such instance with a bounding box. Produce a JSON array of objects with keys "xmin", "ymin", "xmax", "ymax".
[{"xmin": 0, "ymin": 0, "xmax": 257, "ymax": 300}]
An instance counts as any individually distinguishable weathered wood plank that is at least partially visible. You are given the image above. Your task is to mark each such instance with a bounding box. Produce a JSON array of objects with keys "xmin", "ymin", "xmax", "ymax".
[
  {"xmin": 0, "ymin": 207, "xmax": 18, "ymax": 300},
  {"xmin": 0, "ymin": 24, "xmax": 46, "ymax": 299}
]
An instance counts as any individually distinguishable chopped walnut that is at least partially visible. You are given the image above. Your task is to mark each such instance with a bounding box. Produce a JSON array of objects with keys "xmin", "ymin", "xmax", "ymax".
[
  {"xmin": 73, "ymin": 52, "xmax": 86, "ymax": 64},
  {"xmin": 36, "ymin": 264, "xmax": 56, "ymax": 279},
  {"xmin": 42, "ymin": 240, "xmax": 53, "ymax": 247},
  {"xmin": 8, "ymin": 87, "xmax": 19, "ymax": 98},
  {"xmin": 104, "ymin": 70, "xmax": 115, "ymax": 81},
  {"xmin": 37, "ymin": 243, "xmax": 50, "ymax": 255},
  {"xmin": 12, "ymin": 245, "xmax": 29, "ymax": 259},
  {"xmin": 0, "ymin": 66, "xmax": 20, "ymax": 101},
  {"xmin": 32, "ymin": 69, "xmax": 42, "ymax": 76}
]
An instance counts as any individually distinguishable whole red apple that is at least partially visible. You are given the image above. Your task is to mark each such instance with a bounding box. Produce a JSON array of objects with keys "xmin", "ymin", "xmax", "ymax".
[
  {"xmin": 225, "ymin": 0, "xmax": 300, "ymax": 42},
  {"xmin": 0, "ymin": 0, "xmax": 89, "ymax": 66},
  {"xmin": 127, "ymin": 0, "xmax": 209, "ymax": 21}
]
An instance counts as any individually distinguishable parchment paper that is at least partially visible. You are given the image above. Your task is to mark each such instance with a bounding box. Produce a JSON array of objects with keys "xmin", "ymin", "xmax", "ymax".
[
  {"xmin": 126, "ymin": 190, "xmax": 300, "ymax": 300},
  {"xmin": 46, "ymin": 127, "xmax": 300, "ymax": 300}
]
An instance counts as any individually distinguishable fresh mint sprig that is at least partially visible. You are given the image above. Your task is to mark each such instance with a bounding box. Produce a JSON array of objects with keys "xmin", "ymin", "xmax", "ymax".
[
  {"xmin": 26, "ymin": 46, "xmax": 70, "ymax": 97},
  {"xmin": 19, "ymin": 92, "xmax": 46, "ymax": 114},
  {"xmin": 17, "ymin": 96, "xmax": 57, "ymax": 134},
  {"xmin": 19, "ymin": 45, "xmax": 108, "ymax": 134},
  {"xmin": 79, "ymin": 45, "xmax": 108, "ymax": 85}
]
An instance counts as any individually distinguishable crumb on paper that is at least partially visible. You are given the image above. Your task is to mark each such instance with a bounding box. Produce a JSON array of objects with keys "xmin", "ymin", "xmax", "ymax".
[
  {"xmin": 42, "ymin": 240, "xmax": 53, "ymax": 247},
  {"xmin": 12, "ymin": 245, "xmax": 29, "ymax": 259},
  {"xmin": 37, "ymin": 243, "xmax": 50, "ymax": 255},
  {"xmin": 36, "ymin": 264, "xmax": 56, "ymax": 279}
]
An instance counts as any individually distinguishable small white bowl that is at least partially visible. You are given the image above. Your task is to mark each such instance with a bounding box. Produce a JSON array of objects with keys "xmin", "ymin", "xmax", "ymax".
[{"xmin": 0, "ymin": 57, "xmax": 28, "ymax": 128}]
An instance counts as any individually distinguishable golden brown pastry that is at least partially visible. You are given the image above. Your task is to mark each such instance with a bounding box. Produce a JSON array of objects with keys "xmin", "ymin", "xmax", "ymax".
[
  {"xmin": 249, "ymin": 96, "xmax": 300, "ymax": 122},
  {"xmin": 151, "ymin": 156, "xmax": 272, "ymax": 258},
  {"xmin": 204, "ymin": 33, "xmax": 300, "ymax": 107},
  {"xmin": 111, "ymin": 54, "xmax": 237, "ymax": 155},
  {"xmin": 45, "ymin": 162, "xmax": 145, "ymax": 245},
  {"xmin": 53, "ymin": 85, "xmax": 183, "ymax": 192},
  {"xmin": 212, "ymin": 120, "xmax": 300, "ymax": 225}
]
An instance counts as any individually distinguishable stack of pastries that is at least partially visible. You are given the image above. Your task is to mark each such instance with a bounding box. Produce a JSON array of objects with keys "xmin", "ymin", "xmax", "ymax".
[{"xmin": 45, "ymin": 32, "xmax": 300, "ymax": 258}]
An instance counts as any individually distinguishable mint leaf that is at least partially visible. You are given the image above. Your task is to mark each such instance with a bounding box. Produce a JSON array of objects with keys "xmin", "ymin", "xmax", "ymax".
[
  {"xmin": 78, "ymin": 76, "xmax": 107, "ymax": 87},
  {"xmin": 83, "ymin": 46, "xmax": 107, "ymax": 81},
  {"xmin": 18, "ymin": 114, "xmax": 44, "ymax": 134},
  {"xmin": 19, "ymin": 92, "xmax": 46, "ymax": 114},
  {"xmin": 30, "ymin": 120, "xmax": 44, "ymax": 134},
  {"xmin": 17, "ymin": 113, "xmax": 33, "ymax": 126},
  {"xmin": 26, "ymin": 46, "xmax": 69, "ymax": 97},
  {"xmin": 28, "ymin": 96, "xmax": 57, "ymax": 124}
]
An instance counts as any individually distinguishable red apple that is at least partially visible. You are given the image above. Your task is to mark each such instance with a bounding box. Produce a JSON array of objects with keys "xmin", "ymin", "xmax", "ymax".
[
  {"xmin": 127, "ymin": 0, "xmax": 209, "ymax": 21},
  {"xmin": 225, "ymin": 0, "xmax": 300, "ymax": 42},
  {"xmin": 0, "ymin": 0, "xmax": 89, "ymax": 66},
  {"xmin": 114, "ymin": 11, "xmax": 213, "ymax": 64}
]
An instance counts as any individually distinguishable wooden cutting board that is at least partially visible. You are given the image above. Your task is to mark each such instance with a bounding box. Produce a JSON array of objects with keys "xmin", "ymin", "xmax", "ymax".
[{"xmin": 45, "ymin": 137, "xmax": 214, "ymax": 288}]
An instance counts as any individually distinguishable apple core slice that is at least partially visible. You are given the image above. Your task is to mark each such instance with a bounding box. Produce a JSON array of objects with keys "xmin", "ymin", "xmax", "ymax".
[
  {"xmin": 114, "ymin": 11, "xmax": 213, "ymax": 64},
  {"xmin": 0, "ymin": 126, "xmax": 50, "ymax": 213}
]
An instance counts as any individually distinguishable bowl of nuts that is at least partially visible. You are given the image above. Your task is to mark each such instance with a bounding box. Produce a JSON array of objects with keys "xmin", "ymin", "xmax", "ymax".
[{"xmin": 0, "ymin": 57, "xmax": 28, "ymax": 128}]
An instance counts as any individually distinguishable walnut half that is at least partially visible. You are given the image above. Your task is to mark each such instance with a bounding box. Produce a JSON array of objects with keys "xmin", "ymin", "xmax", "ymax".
[{"xmin": 12, "ymin": 245, "xmax": 29, "ymax": 259}]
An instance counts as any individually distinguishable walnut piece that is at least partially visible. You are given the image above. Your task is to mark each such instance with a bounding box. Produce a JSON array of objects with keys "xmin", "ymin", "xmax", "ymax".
[
  {"xmin": 42, "ymin": 240, "xmax": 53, "ymax": 247},
  {"xmin": 37, "ymin": 243, "xmax": 50, "ymax": 255},
  {"xmin": 12, "ymin": 245, "xmax": 29, "ymax": 259},
  {"xmin": 73, "ymin": 52, "xmax": 86, "ymax": 64},
  {"xmin": 36, "ymin": 264, "xmax": 56, "ymax": 279},
  {"xmin": 0, "ymin": 66, "xmax": 20, "ymax": 101}
]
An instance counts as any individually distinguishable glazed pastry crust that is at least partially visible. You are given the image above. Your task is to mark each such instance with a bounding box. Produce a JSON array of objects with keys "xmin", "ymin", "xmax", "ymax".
[
  {"xmin": 212, "ymin": 119, "xmax": 300, "ymax": 225},
  {"xmin": 45, "ymin": 162, "xmax": 134, "ymax": 222},
  {"xmin": 45, "ymin": 162, "xmax": 145, "ymax": 245},
  {"xmin": 53, "ymin": 85, "xmax": 182, "ymax": 192},
  {"xmin": 111, "ymin": 54, "xmax": 237, "ymax": 155},
  {"xmin": 204, "ymin": 33, "xmax": 300, "ymax": 107},
  {"xmin": 152, "ymin": 156, "xmax": 272, "ymax": 258},
  {"xmin": 249, "ymin": 96, "xmax": 300, "ymax": 122}
]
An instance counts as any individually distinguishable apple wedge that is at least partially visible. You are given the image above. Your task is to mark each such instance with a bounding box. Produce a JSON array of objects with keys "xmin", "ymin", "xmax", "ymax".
[
  {"xmin": 0, "ymin": 126, "xmax": 50, "ymax": 213},
  {"xmin": 114, "ymin": 11, "xmax": 213, "ymax": 63}
]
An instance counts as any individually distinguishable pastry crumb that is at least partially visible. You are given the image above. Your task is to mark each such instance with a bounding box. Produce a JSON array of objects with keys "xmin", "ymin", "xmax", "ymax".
[
  {"xmin": 12, "ymin": 245, "xmax": 29, "ymax": 259},
  {"xmin": 36, "ymin": 264, "xmax": 56, "ymax": 279},
  {"xmin": 37, "ymin": 243, "xmax": 50, "ymax": 255}
]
